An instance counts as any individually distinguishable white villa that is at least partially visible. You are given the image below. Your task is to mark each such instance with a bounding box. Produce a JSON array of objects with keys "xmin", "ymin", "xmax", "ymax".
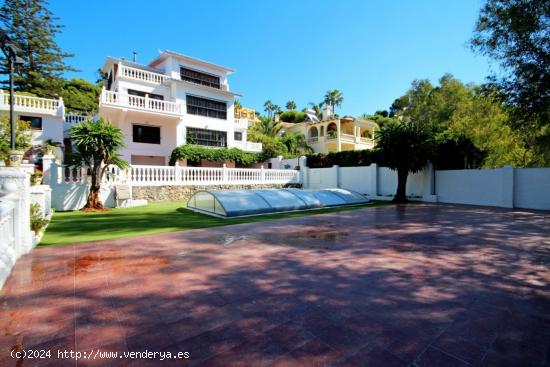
[
  {"xmin": 283, "ymin": 107, "xmax": 378, "ymax": 154},
  {"xmin": 98, "ymin": 50, "xmax": 262, "ymax": 166},
  {"xmin": 0, "ymin": 90, "xmax": 66, "ymax": 163}
]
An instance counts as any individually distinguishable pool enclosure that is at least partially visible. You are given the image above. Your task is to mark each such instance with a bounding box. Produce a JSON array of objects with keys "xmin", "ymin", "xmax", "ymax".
[{"xmin": 187, "ymin": 188, "xmax": 369, "ymax": 217}]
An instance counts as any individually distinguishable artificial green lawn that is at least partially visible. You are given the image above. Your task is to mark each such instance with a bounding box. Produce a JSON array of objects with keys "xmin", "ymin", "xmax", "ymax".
[{"xmin": 40, "ymin": 201, "xmax": 392, "ymax": 247}]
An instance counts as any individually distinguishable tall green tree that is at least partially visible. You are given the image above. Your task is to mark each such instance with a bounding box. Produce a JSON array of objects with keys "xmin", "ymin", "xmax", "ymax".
[
  {"xmin": 375, "ymin": 122, "xmax": 434, "ymax": 203},
  {"xmin": 60, "ymin": 78, "xmax": 101, "ymax": 113},
  {"xmin": 471, "ymin": 0, "xmax": 550, "ymax": 166},
  {"xmin": 389, "ymin": 74, "xmax": 528, "ymax": 167},
  {"xmin": 250, "ymin": 117, "xmax": 281, "ymax": 137},
  {"xmin": 280, "ymin": 131, "xmax": 313, "ymax": 156},
  {"xmin": 263, "ymin": 100, "xmax": 279, "ymax": 119},
  {"xmin": 285, "ymin": 100, "xmax": 296, "ymax": 110},
  {"xmin": 323, "ymin": 89, "xmax": 344, "ymax": 115},
  {"xmin": 0, "ymin": 0, "xmax": 75, "ymax": 97},
  {"xmin": 70, "ymin": 119, "xmax": 127, "ymax": 210}
]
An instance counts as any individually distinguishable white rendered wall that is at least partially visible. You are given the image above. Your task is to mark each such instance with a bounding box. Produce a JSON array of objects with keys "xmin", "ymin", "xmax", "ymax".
[
  {"xmin": 514, "ymin": 168, "xmax": 550, "ymax": 210},
  {"xmin": 112, "ymin": 112, "xmax": 179, "ymax": 164},
  {"xmin": 435, "ymin": 168, "xmax": 507, "ymax": 207}
]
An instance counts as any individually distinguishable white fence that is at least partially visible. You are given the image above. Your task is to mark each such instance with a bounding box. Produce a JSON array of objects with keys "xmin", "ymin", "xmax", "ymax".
[
  {"xmin": 302, "ymin": 162, "xmax": 550, "ymax": 210},
  {"xmin": 48, "ymin": 163, "xmax": 300, "ymax": 187}
]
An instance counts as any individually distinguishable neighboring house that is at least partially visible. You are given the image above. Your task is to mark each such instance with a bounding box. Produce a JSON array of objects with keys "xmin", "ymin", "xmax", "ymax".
[
  {"xmin": 283, "ymin": 107, "xmax": 377, "ymax": 154},
  {"xmin": 98, "ymin": 50, "xmax": 262, "ymax": 166},
  {"xmin": 0, "ymin": 90, "xmax": 65, "ymax": 163},
  {"xmin": 233, "ymin": 106, "xmax": 260, "ymax": 152}
]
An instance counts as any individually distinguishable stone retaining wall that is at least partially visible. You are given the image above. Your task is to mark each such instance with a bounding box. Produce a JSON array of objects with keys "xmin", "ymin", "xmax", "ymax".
[{"xmin": 132, "ymin": 184, "xmax": 302, "ymax": 203}]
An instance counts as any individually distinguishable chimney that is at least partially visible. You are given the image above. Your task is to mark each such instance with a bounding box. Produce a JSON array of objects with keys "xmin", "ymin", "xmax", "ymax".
[
  {"xmin": 322, "ymin": 105, "xmax": 333, "ymax": 120},
  {"xmin": 133, "ymin": 51, "xmax": 137, "ymax": 63}
]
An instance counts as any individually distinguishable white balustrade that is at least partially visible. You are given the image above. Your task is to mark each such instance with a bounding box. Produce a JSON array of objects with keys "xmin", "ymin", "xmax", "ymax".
[
  {"xmin": 232, "ymin": 140, "xmax": 263, "ymax": 153},
  {"xmin": 0, "ymin": 199, "xmax": 15, "ymax": 255},
  {"xmin": 101, "ymin": 90, "xmax": 181, "ymax": 115},
  {"xmin": 0, "ymin": 91, "xmax": 63, "ymax": 116},
  {"xmin": 65, "ymin": 113, "xmax": 90, "ymax": 125},
  {"xmin": 126, "ymin": 165, "xmax": 300, "ymax": 186},
  {"xmin": 119, "ymin": 65, "xmax": 168, "ymax": 84},
  {"xmin": 47, "ymin": 161, "xmax": 300, "ymax": 187}
]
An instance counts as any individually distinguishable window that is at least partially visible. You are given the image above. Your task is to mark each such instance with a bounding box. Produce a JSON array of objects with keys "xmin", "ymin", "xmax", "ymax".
[
  {"xmin": 186, "ymin": 95, "xmax": 227, "ymax": 120},
  {"xmin": 128, "ymin": 89, "xmax": 164, "ymax": 100},
  {"xmin": 180, "ymin": 67, "xmax": 220, "ymax": 89},
  {"xmin": 234, "ymin": 132, "xmax": 242, "ymax": 141},
  {"xmin": 20, "ymin": 115, "xmax": 42, "ymax": 130},
  {"xmin": 133, "ymin": 125, "xmax": 160, "ymax": 144},
  {"xmin": 187, "ymin": 127, "xmax": 226, "ymax": 147}
]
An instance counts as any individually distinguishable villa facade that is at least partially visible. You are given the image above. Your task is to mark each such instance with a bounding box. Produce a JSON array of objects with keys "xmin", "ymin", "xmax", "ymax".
[
  {"xmin": 283, "ymin": 113, "xmax": 377, "ymax": 154},
  {"xmin": 98, "ymin": 51, "xmax": 261, "ymax": 166}
]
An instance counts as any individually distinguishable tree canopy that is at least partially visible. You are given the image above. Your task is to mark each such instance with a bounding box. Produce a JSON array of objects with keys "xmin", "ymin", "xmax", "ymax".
[
  {"xmin": 323, "ymin": 89, "xmax": 344, "ymax": 115},
  {"xmin": 0, "ymin": 0, "xmax": 75, "ymax": 97},
  {"xmin": 375, "ymin": 122, "xmax": 435, "ymax": 202},
  {"xmin": 471, "ymin": 0, "xmax": 550, "ymax": 165},
  {"xmin": 389, "ymin": 74, "xmax": 530, "ymax": 167}
]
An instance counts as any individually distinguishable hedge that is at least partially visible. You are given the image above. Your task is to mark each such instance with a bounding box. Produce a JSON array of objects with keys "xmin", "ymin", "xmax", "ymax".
[
  {"xmin": 306, "ymin": 149, "xmax": 382, "ymax": 168},
  {"xmin": 169, "ymin": 145, "xmax": 262, "ymax": 166}
]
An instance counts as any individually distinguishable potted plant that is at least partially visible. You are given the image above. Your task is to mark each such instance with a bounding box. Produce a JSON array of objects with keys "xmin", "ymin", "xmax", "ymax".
[
  {"xmin": 30, "ymin": 169, "xmax": 43, "ymax": 185},
  {"xmin": 30, "ymin": 203, "xmax": 49, "ymax": 235},
  {"xmin": 0, "ymin": 115, "xmax": 32, "ymax": 167},
  {"xmin": 42, "ymin": 139, "xmax": 61, "ymax": 156}
]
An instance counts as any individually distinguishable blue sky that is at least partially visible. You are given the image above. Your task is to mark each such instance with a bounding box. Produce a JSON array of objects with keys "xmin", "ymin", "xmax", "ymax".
[{"xmin": 51, "ymin": 0, "xmax": 490, "ymax": 116}]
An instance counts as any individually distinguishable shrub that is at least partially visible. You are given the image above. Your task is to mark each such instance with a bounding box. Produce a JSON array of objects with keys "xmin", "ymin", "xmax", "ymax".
[
  {"xmin": 279, "ymin": 110, "xmax": 307, "ymax": 123},
  {"xmin": 306, "ymin": 149, "xmax": 380, "ymax": 168},
  {"xmin": 169, "ymin": 145, "xmax": 262, "ymax": 166}
]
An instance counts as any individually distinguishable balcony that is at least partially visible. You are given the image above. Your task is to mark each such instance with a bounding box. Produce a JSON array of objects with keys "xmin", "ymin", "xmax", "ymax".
[
  {"xmin": 0, "ymin": 91, "xmax": 63, "ymax": 117},
  {"xmin": 233, "ymin": 140, "xmax": 263, "ymax": 153},
  {"xmin": 100, "ymin": 89, "xmax": 181, "ymax": 116},
  {"xmin": 118, "ymin": 65, "xmax": 169, "ymax": 85}
]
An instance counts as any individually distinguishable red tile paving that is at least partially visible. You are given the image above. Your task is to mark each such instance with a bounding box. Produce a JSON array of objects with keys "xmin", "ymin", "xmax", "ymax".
[{"xmin": 1, "ymin": 204, "xmax": 549, "ymax": 367}]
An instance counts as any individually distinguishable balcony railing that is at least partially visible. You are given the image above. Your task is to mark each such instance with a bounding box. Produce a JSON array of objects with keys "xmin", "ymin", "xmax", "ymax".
[
  {"xmin": 233, "ymin": 140, "xmax": 263, "ymax": 153},
  {"xmin": 0, "ymin": 91, "xmax": 63, "ymax": 116},
  {"xmin": 118, "ymin": 65, "xmax": 168, "ymax": 84},
  {"xmin": 100, "ymin": 89, "xmax": 181, "ymax": 115},
  {"xmin": 65, "ymin": 113, "xmax": 90, "ymax": 125}
]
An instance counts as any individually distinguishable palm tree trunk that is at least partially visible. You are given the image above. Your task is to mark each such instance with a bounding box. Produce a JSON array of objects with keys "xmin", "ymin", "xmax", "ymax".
[
  {"xmin": 393, "ymin": 169, "xmax": 408, "ymax": 203},
  {"xmin": 83, "ymin": 166, "xmax": 105, "ymax": 210}
]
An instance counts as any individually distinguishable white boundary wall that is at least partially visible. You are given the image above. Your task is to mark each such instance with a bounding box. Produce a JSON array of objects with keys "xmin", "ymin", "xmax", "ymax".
[{"xmin": 301, "ymin": 158, "xmax": 550, "ymax": 210}]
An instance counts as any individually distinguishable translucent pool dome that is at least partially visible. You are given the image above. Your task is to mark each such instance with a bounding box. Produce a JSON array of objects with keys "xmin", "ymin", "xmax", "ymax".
[{"xmin": 187, "ymin": 188, "xmax": 369, "ymax": 217}]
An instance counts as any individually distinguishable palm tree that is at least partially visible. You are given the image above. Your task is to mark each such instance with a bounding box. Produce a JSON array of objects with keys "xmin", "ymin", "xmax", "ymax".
[
  {"xmin": 307, "ymin": 102, "xmax": 325, "ymax": 120},
  {"xmin": 375, "ymin": 122, "xmax": 434, "ymax": 203},
  {"xmin": 69, "ymin": 118, "xmax": 128, "ymax": 210},
  {"xmin": 263, "ymin": 100, "xmax": 278, "ymax": 118},
  {"xmin": 234, "ymin": 99, "xmax": 242, "ymax": 111},
  {"xmin": 280, "ymin": 131, "xmax": 313, "ymax": 156},
  {"xmin": 323, "ymin": 89, "xmax": 344, "ymax": 115},
  {"xmin": 251, "ymin": 117, "xmax": 282, "ymax": 137},
  {"xmin": 286, "ymin": 100, "xmax": 297, "ymax": 110}
]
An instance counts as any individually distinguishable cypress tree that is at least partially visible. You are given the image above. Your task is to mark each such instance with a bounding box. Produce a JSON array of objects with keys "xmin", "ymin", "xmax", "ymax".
[{"xmin": 0, "ymin": 0, "xmax": 75, "ymax": 97}]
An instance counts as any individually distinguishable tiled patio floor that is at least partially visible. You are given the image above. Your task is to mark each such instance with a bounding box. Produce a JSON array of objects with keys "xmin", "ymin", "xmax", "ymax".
[{"xmin": 1, "ymin": 204, "xmax": 549, "ymax": 366}]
